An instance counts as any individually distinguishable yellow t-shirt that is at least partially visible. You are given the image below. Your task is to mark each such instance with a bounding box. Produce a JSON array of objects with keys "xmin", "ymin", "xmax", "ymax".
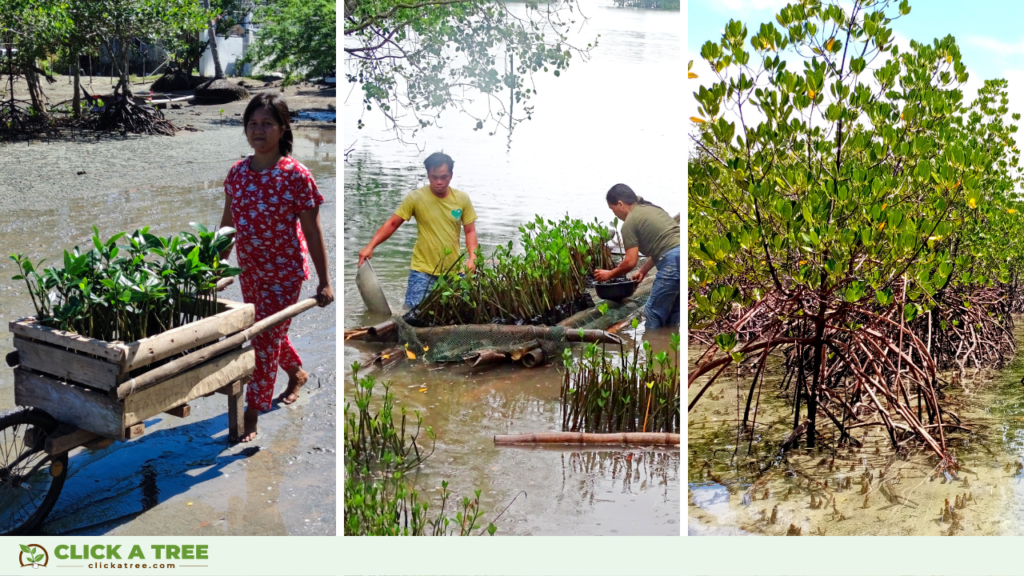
[{"xmin": 395, "ymin": 186, "xmax": 478, "ymax": 274}]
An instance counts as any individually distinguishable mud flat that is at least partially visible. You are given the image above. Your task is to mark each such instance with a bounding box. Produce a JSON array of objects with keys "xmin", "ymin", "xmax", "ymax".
[
  {"xmin": 0, "ymin": 75, "xmax": 334, "ymax": 212},
  {"xmin": 0, "ymin": 90, "xmax": 337, "ymax": 534}
]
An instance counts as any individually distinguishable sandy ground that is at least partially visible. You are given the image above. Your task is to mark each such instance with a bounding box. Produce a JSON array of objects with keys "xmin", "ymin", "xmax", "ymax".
[{"xmin": 0, "ymin": 77, "xmax": 337, "ymax": 535}]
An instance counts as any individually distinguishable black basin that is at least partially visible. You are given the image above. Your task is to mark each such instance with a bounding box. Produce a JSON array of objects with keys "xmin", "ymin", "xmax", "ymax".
[{"xmin": 595, "ymin": 279, "xmax": 638, "ymax": 302}]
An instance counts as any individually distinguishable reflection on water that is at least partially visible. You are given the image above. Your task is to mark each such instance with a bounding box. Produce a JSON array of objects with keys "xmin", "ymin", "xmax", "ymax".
[
  {"xmin": 345, "ymin": 343, "xmax": 680, "ymax": 535},
  {"xmin": 343, "ymin": 4, "xmax": 682, "ymax": 328},
  {"xmin": 343, "ymin": 3, "xmax": 681, "ymax": 535},
  {"xmin": 688, "ymin": 325, "xmax": 1024, "ymax": 536}
]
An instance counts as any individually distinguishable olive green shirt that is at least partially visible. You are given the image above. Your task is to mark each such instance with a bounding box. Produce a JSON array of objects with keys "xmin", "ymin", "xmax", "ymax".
[
  {"xmin": 395, "ymin": 186, "xmax": 478, "ymax": 274},
  {"xmin": 621, "ymin": 203, "xmax": 680, "ymax": 264}
]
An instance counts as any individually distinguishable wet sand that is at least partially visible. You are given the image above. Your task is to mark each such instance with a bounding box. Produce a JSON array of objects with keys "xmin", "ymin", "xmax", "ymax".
[{"xmin": 0, "ymin": 103, "xmax": 337, "ymax": 535}]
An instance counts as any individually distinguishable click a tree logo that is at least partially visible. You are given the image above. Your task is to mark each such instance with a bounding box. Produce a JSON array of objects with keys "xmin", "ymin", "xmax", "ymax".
[{"xmin": 18, "ymin": 544, "xmax": 48, "ymax": 568}]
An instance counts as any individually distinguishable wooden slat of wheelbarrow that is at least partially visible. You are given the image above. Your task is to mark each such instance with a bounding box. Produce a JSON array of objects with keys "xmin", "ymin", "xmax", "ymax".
[{"xmin": 112, "ymin": 298, "xmax": 318, "ymax": 400}]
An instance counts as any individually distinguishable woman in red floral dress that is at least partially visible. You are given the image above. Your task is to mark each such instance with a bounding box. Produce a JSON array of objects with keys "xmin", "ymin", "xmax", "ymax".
[{"xmin": 219, "ymin": 92, "xmax": 334, "ymax": 442}]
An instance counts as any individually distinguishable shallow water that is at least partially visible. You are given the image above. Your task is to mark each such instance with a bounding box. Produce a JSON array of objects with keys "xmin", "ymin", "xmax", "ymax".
[
  {"xmin": 688, "ymin": 323, "xmax": 1024, "ymax": 536},
  {"xmin": 0, "ymin": 128, "xmax": 337, "ymax": 535},
  {"xmin": 343, "ymin": 4, "xmax": 682, "ymax": 535},
  {"xmin": 346, "ymin": 332, "xmax": 680, "ymax": 535}
]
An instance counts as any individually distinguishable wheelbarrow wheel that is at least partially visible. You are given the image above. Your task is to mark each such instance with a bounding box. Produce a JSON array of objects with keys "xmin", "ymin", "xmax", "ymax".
[{"xmin": 0, "ymin": 407, "xmax": 68, "ymax": 535}]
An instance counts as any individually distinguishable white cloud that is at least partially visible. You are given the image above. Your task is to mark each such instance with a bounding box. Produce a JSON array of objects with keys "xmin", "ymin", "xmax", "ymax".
[
  {"xmin": 710, "ymin": 0, "xmax": 790, "ymax": 13},
  {"xmin": 964, "ymin": 36, "xmax": 1024, "ymax": 56},
  {"xmin": 1001, "ymin": 69, "xmax": 1024, "ymax": 128}
]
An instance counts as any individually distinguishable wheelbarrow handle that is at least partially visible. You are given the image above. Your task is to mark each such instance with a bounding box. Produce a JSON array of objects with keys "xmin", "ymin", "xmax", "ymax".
[
  {"xmin": 244, "ymin": 298, "xmax": 318, "ymax": 340},
  {"xmin": 113, "ymin": 298, "xmax": 318, "ymax": 400}
]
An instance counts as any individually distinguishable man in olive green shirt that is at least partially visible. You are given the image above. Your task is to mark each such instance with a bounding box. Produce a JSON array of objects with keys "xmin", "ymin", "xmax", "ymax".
[
  {"xmin": 594, "ymin": 184, "xmax": 680, "ymax": 329},
  {"xmin": 358, "ymin": 152, "xmax": 479, "ymax": 309}
]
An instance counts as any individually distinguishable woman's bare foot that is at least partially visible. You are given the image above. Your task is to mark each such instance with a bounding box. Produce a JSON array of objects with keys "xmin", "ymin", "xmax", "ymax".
[
  {"xmin": 278, "ymin": 367, "xmax": 309, "ymax": 405},
  {"xmin": 240, "ymin": 408, "xmax": 259, "ymax": 443}
]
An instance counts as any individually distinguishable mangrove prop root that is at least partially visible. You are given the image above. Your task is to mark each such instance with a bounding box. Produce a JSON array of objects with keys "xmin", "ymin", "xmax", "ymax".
[{"xmin": 688, "ymin": 285, "xmax": 962, "ymax": 466}]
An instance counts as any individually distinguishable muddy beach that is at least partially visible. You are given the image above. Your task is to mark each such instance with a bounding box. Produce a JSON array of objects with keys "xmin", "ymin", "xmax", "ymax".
[
  {"xmin": 688, "ymin": 323, "xmax": 1024, "ymax": 537},
  {"xmin": 0, "ymin": 83, "xmax": 337, "ymax": 535}
]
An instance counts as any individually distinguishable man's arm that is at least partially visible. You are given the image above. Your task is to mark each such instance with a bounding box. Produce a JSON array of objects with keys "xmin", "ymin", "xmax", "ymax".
[
  {"xmin": 359, "ymin": 214, "xmax": 406, "ymax": 266},
  {"xmin": 464, "ymin": 222, "xmax": 478, "ymax": 273},
  {"xmin": 631, "ymin": 257, "xmax": 656, "ymax": 283},
  {"xmin": 594, "ymin": 247, "xmax": 640, "ymax": 282}
]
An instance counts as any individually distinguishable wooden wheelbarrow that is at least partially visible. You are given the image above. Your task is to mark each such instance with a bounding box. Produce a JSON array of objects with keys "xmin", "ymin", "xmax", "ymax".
[{"xmin": 0, "ymin": 278, "xmax": 318, "ymax": 535}]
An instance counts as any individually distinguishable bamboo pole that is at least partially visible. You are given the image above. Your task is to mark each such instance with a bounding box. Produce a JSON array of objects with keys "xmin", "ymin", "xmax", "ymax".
[
  {"xmin": 494, "ymin": 432, "xmax": 679, "ymax": 445},
  {"xmin": 113, "ymin": 298, "xmax": 317, "ymax": 399}
]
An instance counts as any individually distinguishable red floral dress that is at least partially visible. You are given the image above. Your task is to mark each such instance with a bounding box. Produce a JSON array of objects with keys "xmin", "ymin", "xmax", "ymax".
[{"xmin": 224, "ymin": 155, "xmax": 324, "ymax": 411}]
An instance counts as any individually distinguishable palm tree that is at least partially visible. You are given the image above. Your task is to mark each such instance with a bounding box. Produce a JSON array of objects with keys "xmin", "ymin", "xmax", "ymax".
[{"xmin": 194, "ymin": 0, "xmax": 248, "ymax": 103}]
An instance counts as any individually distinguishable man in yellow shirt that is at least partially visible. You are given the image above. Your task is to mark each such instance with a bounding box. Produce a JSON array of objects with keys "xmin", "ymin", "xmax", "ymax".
[{"xmin": 358, "ymin": 152, "xmax": 479, "ymax": 308}]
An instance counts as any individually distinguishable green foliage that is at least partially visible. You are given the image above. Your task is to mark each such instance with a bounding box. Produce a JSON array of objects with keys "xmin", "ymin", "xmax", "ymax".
[
  {"xmin": 0, "ymin": 0, "xmax": 72, "ymax": 117},
  {"xmin": 10, "ymin": 224, "xmax": 240, "ymax": 342},
  {"xmin": 561, "ymin": 333, "xmax": 680, "ymax": 433},
  {"xmin": 239, "ymin": 0, "xmax": 335, "ymax": 82},
  {"xmin": 86, "ymin": 0, "xmax": 209, "ymax": 96},
  {"xmin": 344, "ymin": 363, "xmax": 497, "ymax": 536},
  {"xmin": 411, "ymin": 214, "xmax": 614, "ymax": 326},
  {"xmin": 0, "ymin": 0, "xmax": 72, "ymax": 65},
  {"xmin": 344, "ymin": 0, "xmax": 597, "ymax": 139},
  {"xmin": 688, "ymin": 0, "xmax": 1022, "ymax": 330}
]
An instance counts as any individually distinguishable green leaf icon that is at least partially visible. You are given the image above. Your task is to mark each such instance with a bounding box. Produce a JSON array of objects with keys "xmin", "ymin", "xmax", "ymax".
[{"xmin": 20, "ymin": 545, "xmax": 33, "ymax": 555}]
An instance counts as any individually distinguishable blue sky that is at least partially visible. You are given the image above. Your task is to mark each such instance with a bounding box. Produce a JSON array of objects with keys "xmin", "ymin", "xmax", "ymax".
[
  {"xmin": 689, "ymin": 0, "xmax": 1024, "ymax": 83},
  {"xmin": 686, "ymin": 0, "xmax": 1024, "ymax": 130}
]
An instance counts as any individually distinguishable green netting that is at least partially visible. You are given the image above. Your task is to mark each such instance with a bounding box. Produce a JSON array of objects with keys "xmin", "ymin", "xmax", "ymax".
[{"xmin": 391, "ymin": 273, "xmax": 655, "ymax": 363}]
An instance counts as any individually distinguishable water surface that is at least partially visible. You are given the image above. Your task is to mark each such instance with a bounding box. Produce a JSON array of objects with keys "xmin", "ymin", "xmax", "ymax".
[
  {"xmin": 688, "ymin": 324, "xmax": 1024, "ymax": 536},
  {"xmin": 344, "ymin": 2, "xmax": 681, "ymax": 535}
]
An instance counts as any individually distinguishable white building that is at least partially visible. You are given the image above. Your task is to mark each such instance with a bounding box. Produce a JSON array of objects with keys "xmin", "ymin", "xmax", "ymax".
[{"xmin": 198, "ymin": 18, "xmax": 256, "ymax": 78}]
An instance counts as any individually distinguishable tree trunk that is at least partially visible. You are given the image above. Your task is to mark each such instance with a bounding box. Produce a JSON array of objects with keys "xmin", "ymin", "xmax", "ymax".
[
  {"xmin": 203, "ymin": 0, "xmax": 224, "ymax": 79},
  {"xmin": 5, "ymin": 41, "xmax": 14, "ymax": 112},
  {"xmin": 72, "ymin": 51, "xmax": 81, "ymax": 118},
  {"xmin": 24, "ymin": 69, "xmax": 48, "ymax": 119},
  {"xmin": 807, "ymin": 295, "xmax": 828, "ymax": 448}
]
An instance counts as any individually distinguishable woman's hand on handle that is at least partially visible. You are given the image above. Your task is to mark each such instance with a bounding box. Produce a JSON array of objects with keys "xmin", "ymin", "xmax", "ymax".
[
  {"xmin": 315, "ymin": 281, "xmax": 334, "ymax": 307},
  {"xmin": 298, "ymin": 207, "xmax": 333, "ymax": 308}
]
